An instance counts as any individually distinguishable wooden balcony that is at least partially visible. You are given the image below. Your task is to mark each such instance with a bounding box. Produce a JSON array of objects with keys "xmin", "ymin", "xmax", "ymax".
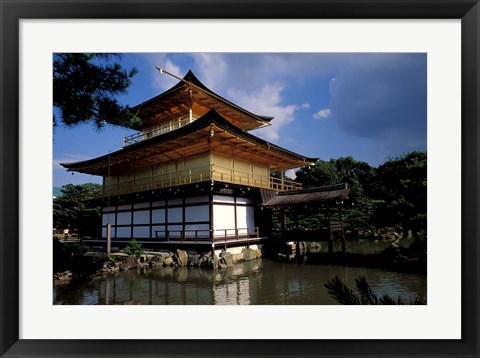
[
  {"xmin": 83, "ymin": 227, "xmax": 265, "ymax": 252},
  {"xmin": 154, "ymin": 227, "xmax": 260, "ymax": 243},
  {"xmin": 95, "ymin": 164, "xmax": 301, "ymax": 198},
  {"xmin": 123, "ymin": 114, "xmax": 199, "ymax": 147}
]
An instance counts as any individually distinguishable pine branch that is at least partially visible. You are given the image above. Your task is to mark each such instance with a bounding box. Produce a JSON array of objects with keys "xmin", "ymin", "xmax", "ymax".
[{"xmin": 324, "ymin": 276, "xmax": 361, "ymax": 305}]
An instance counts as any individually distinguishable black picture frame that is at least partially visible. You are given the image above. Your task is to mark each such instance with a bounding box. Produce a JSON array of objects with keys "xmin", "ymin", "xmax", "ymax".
[{"xmin": 1, "ymin": 1, "xmax": 478, "ymax": 357}]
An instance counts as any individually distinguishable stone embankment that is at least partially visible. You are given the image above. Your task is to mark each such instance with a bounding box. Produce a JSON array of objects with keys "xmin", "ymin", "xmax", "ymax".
[{"xmin": 54, "ymin": 248, "xmax": 262, "ymax": 282}]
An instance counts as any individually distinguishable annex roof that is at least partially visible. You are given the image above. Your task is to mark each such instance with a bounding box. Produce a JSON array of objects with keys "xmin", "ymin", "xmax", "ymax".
[
  {"xmin": 263, "ymin": 183, "xmax": 351, "ymax": 208},
  {"xmin": 61, "ymin": 109, "xmax": 318, "ymax": 176},
  {"xmin": 129, "ymin": 70, "xmax": 272, "ymax": 131}
]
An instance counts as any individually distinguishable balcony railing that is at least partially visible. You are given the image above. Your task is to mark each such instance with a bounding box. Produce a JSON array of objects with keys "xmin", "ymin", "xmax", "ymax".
[
  {"xmin": 154, "ymin": 227, "xmax": 260, "ymax": 242},
  {"xmin": 95, "ymin": 164, "xmax": 301, "ymax": 198},
  {"xmin": 123, "ymin": 114, "xmax": 199, "ymax": 147}
]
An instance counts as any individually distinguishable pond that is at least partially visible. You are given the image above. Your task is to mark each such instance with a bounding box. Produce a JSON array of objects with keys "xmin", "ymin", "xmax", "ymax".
[{"xmin": 53, "ymin": 258, "xmax": 427, "ymax": 305}]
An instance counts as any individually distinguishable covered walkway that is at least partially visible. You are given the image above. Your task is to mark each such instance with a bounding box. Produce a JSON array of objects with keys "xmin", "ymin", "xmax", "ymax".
[{"xmin": 262, "ymin": 183, "xmax": 352, "ymax": 253}]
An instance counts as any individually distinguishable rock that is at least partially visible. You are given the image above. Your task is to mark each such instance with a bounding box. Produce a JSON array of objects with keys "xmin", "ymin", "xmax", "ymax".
[
  {"xmin": 152, "ymin": 252, "xmax": 170, "ymax": 265},
  {"xmin": 54, "ymin": 271, "xmax": 72, "ymax": 281},
  {"xmin": 212, "ymin": 255, "xmax": 219, "ymax": 269},
  {"xmin": 255, "ymin": 249, "xmax": 262, "ymax": 258},
  {"xmin": 298, "ymin": 241, "xmax": 306, "ymax": 251},
  {"xmin": 119, "ymin": 255, "xmax": 138, "ymax": 271},
  {"xmin": 198, "ymin": 255, "xmax": 209, "ymax": 267},
  {"xmin": 218, "ymin": 262, "xmax": 227, "ymax": 269},
  {"xmin": 197, "ymin": 253, "xmax": 219, "ymax": 268},
  {"xmin": 232, "ymin": 253, "xmax": 243, "ymax": 263},
  {"xmin": 175, "ymin": 249, "xmax": 188, "ymax": 266},
  {"xmin": 187, "ymin": 254, "xmax": 201, "ymax": 267},
  {"xmin": 219, "ymin": 251, "xmax": 234, "ymax": 268},
  {"xmin": 242, "ymin": 248, "xmax": 257, "ymax": 261},
  {"xmin": 164, "ymin": 256, "xmax": 174, "ymax": 266}
]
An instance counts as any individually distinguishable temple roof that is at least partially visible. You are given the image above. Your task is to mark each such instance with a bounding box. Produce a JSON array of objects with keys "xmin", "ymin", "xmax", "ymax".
[
  {"xmin": 129, "ymin": 70, "xmax": 272, "ymax": 131},
  {"xmin": 263, "ymin": 183, "xmax": 351, "ymax": 208},
  {"xmin": 61, "ymin": 109, "xmax": 318, "ymax": 176}
]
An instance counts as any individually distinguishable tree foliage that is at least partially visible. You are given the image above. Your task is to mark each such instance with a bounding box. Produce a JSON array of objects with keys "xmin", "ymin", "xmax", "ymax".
[
  {"xmin": 371, "ymin": 151, "xmax": 427, "ymax": 233},
  {"xmin": 53, "ymin": 183, "xmax": 102, "ymax": 238},
  {"xmin": 295, "ymin": 156, "xmax": 375, "ymax": 196},
  {"xmin": 294, "ymin": 157, "xmax": 377, "ymax": 231},
  {"xmin": 293, "ymin": 151, "xmax": 427, "ymax": 234},
  {"xmin": 53, "ymin": 53, "xmax": 141, "ymax": 129}
]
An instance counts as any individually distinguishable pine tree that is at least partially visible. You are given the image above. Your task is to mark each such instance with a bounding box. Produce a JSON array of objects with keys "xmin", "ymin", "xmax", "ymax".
[{"xmin": 53, "ymin": 53, "xmax": 140, "ymax": 129}]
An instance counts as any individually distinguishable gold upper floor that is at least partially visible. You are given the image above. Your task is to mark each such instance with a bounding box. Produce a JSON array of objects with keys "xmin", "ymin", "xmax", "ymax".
[{"xmin": 95, "ymin": 152, "xmax": 301, "ymax": 198}]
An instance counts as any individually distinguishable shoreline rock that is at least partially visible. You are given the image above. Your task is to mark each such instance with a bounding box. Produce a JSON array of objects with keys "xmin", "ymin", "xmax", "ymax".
[{"xmin": 54, "ymin": 248, "xmax": 264, "ymax": 283}]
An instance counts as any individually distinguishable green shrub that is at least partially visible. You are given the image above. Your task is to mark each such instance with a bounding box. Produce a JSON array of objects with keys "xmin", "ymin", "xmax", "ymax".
[
  {"xmin": 123, "ymin": 239, "xmax": 144, "ymax": 258},
  {"xmin": 53, "ymin": 240, "xmax": 102, "ymax": 278}
]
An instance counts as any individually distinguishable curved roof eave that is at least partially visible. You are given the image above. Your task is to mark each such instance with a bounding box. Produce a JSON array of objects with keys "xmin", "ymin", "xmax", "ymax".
[
  {"xmin": 61, "ymin": 109, "xmax": 317, "ymax": 173},
  {"xmin": 129, "ymin": 70, "xmax": 273, "ymax": 125},
  {"xmin": 263, "ymin": 185, "xmax": 352, "ymax": 208}
]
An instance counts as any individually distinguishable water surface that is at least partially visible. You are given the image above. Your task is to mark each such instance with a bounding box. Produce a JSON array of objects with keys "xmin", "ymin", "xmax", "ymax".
[{"xmin": 53, "ymin": 259, "xmax": 427, "ymax": 305}]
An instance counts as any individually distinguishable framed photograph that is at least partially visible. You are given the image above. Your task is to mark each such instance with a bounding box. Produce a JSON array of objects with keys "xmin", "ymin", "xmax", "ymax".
[{"xmin": 1, "ymin": 0, "xmax": 478, "ymax": 357}]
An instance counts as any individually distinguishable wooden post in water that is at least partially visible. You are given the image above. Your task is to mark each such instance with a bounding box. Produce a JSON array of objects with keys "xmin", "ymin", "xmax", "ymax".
[
  {"xmin": 106, "ymin": 223, "xmax": 111, "ymax": 256},
  {"xmin": 105, "ymin": 276, "xmax": 110, "ymax": 305},
  {"xmin": 280, "ymin": 208, "xmax": 286, "ymax": 232},
  {"xmin": 327, "ymin": 208, "xmax": 333, "ymax": 254},
  {"xmin": 339, "ymin": 207, "xmax": 346, "ymax": 254}
]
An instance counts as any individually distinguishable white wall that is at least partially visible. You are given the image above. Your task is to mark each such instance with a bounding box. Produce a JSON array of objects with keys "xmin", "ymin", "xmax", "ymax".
[
  {"xmin": 132, "ymin": 226, "xmax": 150, "ymax": 238},
  {"xmin": 116, "ymin": 227, "xmax": 131, "ymax": 238},
  {"xmin": 236, "ymin": 205, "xmax": 255, "ymax": 236},
  {"xmin": 213, "ymin": 204, "xmax": 235, "ymax": 237},
  {"xmin": 102, "ymin": 213, "xmax": 115, "ymax": 226},
  {"xmin": 185, "ymin": 205, "xmax": 209, "ymax": 222},
  {"xmin": 167, "ymin": 207, "xmax": 183, "ymax": 223},
  {"xmin": 101, "ymin": 196, "xmax": 253, "ymax": 240},
  {"xmin": 116, "ymin": 212, "xmax": 131, "ymax": 225},
  {"xmin": 133, "ymin": 210, "xmax": 150, "ymax": 225}
]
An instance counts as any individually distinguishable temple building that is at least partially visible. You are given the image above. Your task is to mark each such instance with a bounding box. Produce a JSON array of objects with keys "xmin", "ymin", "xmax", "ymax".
[{"xmin": 61, "ymin": 70, "xmax": 318, "ymax": 252}]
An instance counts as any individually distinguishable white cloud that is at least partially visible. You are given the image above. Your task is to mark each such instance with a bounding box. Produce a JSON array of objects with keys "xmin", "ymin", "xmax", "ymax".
[
  {"xmin": 313, "ymin": 108, "xmax": 332, "ymax": 120},
  {"xmin": 191, "ymin": 53, "xmax": 228, "ymax": 91},
  {"xmin": 285, "ymin": 169, "xmax": 296, "ymax": 179},
  {"xmin": 143, "ymin": 54, "xmax": 183, "ymax": 91},
  {"xmin": 142, "ymin": 53, "xmax": 327, "ymax": 143},
  {"xmin": 227, "ymin": 83, "xmax": 298, "ymax": 142},
  {"xmin": 185, "ymin": 54, "xmax": 309, "ymax": 143}
]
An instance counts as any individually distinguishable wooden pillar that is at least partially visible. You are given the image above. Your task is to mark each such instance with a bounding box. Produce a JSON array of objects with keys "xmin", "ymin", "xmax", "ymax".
[
  {"xmin": 105, "ymin": 277, "xmax": 110, "ymax": 305},
  {"xmin": 149, "ymin": 278, "xmax": 153, "ymax": 305},
  {"xmin": 327, "ymin": 208, "xmax": 333, "ymax": 254},
  {"xmin": 280, "ymin": 169, "xmax": 284, "ymax": 191},
  {"xmin": 280, "ymin": 208, "xmax": 286, "ymax": 233},
  {"xmin": 106, "ymin": 223, "xmax": 111, "ymax": 256},
  {"xmin": 339, "ymin": 207, "xmax": 346, "ymax": 254},
  {"xmin": 209, "ymin": 193, "xmax": 215, "ymax": 256}
]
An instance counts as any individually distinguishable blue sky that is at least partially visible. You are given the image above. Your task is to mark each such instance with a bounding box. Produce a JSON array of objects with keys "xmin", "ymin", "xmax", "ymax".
[{"xmin": 53, "ymin": 53, "xmax": 427, "ymax": 187}]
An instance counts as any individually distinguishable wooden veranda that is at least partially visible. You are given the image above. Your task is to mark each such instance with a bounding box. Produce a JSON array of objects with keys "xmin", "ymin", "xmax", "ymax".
[{"xmin": 262, "ymin": 183, "xmax": 352, "ymax": 254}]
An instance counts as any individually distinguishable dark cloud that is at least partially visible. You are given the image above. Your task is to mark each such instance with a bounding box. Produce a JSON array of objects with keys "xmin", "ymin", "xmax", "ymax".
[{"xmin": 328, "ymin": 54, "xmax": 427, "ymax": 152}]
